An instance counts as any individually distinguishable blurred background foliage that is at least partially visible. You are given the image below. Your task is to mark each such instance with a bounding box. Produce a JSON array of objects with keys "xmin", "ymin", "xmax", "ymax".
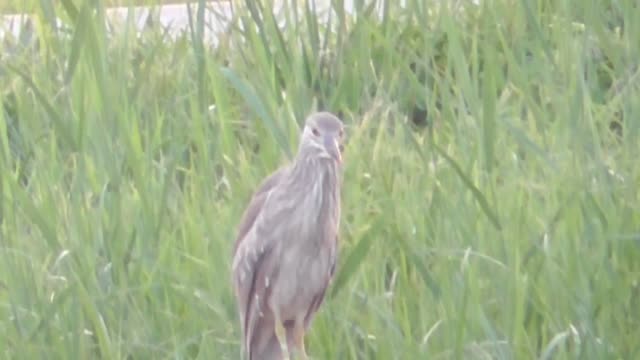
[{"xmin": 0, "ymin": 0, "xmax": 639, "ymax": 359}]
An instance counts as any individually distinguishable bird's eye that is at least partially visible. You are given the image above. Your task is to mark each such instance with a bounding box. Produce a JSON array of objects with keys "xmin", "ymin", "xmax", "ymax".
[{"xmin": 312, "ymin": 128, "xmax": 320, "ymax": 136}]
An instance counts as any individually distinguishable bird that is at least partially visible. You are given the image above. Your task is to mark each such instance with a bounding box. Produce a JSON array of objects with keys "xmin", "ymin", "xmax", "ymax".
[{"xmin": 231, "ymin": 111, "xmax": 345, "ymax": 360}]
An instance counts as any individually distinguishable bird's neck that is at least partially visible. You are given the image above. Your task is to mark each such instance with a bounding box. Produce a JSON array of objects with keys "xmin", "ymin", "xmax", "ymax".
[
  {"xmin": 285, "ymin": 155, "xmax": 341, "ymax": 220},
  {"xmin": 288, "ymin": 155, "xmax": 339, "ymax": 191}
]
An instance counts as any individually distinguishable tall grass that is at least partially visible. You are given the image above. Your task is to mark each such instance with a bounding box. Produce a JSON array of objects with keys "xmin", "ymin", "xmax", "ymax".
[{"xmin": 1, "ymin": 0, "xmax": 639, "ymax": 358}]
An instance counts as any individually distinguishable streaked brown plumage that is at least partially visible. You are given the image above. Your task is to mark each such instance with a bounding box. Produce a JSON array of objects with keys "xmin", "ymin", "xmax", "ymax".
[{"xmin": 232, "ymin": 112, "xmax": 345, "ymax": 360}]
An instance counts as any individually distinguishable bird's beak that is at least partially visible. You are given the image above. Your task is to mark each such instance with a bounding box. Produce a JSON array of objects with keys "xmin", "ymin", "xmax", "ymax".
[{"xmin": 323, "ymin": 134, "xmax": 342, "ymax": 163}]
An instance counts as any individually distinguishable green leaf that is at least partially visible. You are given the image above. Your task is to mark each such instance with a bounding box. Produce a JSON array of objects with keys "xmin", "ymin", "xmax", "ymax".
[
  {"xmin": 64, "ymin": 3, "xmax": 93, "ymax": 84},
  {"xmin": 59, "ymin": 0, "xmax": 79, "ymax": 22},
  {"xmin": 6, "ymin": 65, "xmax": 77, "ymax": 150},
  {"xmin": 10, "ymin": 177, "xmax": 61, "ymax": 249},
  {"xmin": 330, "ymin": 224, "xmax": 374, "ymax": 297},
  {"xmin": 405, "ymin": 126, "xmax": 502, "ymax": 230},
  {"xmin": 432, "ymin": 141, "xmax": 503, "ymax": 230},
  {"xmin": 221, "ymin": 67, "xmax": 292, "ymax": 158},
  {"xmin": 481, "ymin": 31, "xmax": 497, "ymax": 174}
]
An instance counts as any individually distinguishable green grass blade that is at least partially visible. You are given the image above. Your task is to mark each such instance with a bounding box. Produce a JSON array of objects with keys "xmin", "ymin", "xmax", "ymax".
[
  {"xmin": 221, "ymin": 67, "xmax": 292, "ymax": 157},
  {"xmin": 5, "ymin": 65, "xmax": 77, "ymax": 150},
  {"xmin": 330, "ymin": 223, "xmax": 375, "ymax": 298},
  {"xmin": 64, "ymin": 3, "xmax": 91, "ymax": 84}
]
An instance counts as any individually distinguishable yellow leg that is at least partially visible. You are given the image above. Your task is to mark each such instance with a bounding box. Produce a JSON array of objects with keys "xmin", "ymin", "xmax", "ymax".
[
  {"xmin": 292, "ymin": 323, "xmax": 308, "ymax": 360},
  {"xmin": 273, "ymin": 316, "xmax": 290, "ymax": 360}
]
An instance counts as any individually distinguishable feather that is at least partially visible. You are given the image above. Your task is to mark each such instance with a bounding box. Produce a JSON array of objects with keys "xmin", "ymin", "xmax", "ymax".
[
  {"xmin": 232, "ymin": 167, "xmax": 288, "ymax": 359},
  {"xmin": 232, "ymin": 167, "xmax": 288, "ymax": 256},
  {"xmin": 231, "ymin": 112, "xmax": 345, "ymax": 360}
]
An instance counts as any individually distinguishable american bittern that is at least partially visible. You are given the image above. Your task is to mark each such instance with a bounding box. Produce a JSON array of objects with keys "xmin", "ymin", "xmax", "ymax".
[{"xmin": 232, "ymin": 112, "xmax": 345, "ymax": 360}]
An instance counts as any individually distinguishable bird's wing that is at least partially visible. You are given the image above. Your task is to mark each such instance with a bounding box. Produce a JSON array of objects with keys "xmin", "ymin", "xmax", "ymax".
[
  {"xmin": 231, "ymin": 166, "xmax": 288, "ymax": 358},
  {"xmin": 303, "ymin": 234, "xmax": 339, "ymax": 330},
  {"xmin": 232, "ymin": 166, "xmax": 288, "ymax": 256}
]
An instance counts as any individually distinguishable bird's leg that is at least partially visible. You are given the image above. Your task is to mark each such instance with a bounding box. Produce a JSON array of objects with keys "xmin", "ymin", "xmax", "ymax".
[
  {"xmin": 273, "ymin": 313, "xmax": 290, "ymax": 360},
  {"xmin": 292, "ymin": 321, "xmax": 308, "ymax": 360}
]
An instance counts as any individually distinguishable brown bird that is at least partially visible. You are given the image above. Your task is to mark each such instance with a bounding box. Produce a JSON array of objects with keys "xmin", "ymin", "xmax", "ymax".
[{"xmin": 232, "ymin": 112, "xmax": 345, "ymax": 360}]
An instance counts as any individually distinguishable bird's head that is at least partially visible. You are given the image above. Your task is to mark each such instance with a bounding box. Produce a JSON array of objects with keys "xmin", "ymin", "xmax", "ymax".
[{"xmin": 299, "ymin": 112, "xmax": 345, "ymax": 164}]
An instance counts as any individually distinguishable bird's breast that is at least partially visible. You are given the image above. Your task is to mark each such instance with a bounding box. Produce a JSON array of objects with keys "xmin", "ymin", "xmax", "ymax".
[
  {"xmin": 276, "ymin": 167, "xmax": 340, "ymax": 239},
  {"xmin": 257, "ymin": 167, "xmax": 341, "ymax": 319}
]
